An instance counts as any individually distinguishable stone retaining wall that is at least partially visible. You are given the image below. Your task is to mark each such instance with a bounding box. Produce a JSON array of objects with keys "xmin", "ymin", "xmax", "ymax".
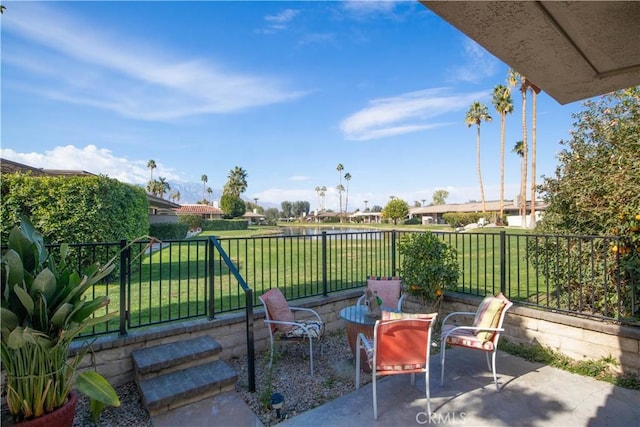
[{"xmin": 70, "ymin": 290, "xmax": 639, "ymax": 387}]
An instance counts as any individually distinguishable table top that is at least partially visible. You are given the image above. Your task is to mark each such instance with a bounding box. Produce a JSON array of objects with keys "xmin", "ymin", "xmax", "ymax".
[{"xmin": 339, "ymin": 304, "xmax": 395, "ymax": 326}]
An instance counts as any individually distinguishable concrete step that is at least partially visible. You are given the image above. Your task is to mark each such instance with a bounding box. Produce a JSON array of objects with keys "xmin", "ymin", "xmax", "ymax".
[
  {"xmin": 138, "ymin": 359, "xmax": 238, "ymax": 416},
  {"xmin": 132, "ymin": 335, "xmax": 222, "ymax": 379}
]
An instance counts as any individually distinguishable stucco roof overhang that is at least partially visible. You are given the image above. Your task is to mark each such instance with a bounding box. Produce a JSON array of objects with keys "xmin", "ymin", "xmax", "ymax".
[{"xmin": 421, "ymin": 1, "xmax": 640, "ymax": 105}]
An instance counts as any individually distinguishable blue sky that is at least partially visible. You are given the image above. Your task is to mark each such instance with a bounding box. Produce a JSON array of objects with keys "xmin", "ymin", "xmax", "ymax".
[{"xmin": 1, "ymin": 1, "xmax": 586, "ymax": 211}]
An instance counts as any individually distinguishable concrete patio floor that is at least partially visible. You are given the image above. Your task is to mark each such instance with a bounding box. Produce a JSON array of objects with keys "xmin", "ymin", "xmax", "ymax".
[{"xmin": 153, "ymin": 348, "xmax": 639, "ymax": 427}]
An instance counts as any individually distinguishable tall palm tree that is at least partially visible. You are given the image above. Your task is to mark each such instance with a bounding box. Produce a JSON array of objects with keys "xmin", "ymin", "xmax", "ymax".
[
  {"xmin": 364, "ymin": 200, "xmax": 369, "ymax": 211},
  {"xmin": 158, "ymin": 177, "xmax": 170, "ymax": 199},
  {"xmin": 314, "ymin": 186, "xmax": 322, "ymax": 211},
  {"xmin": 201, "ymin": 174, "xmax": 208, "ymax": 202},
  {"xmin": 336, "ymin": 164, "xmax": 344, "ymax": 221},
  {"xmin": 206, "ymin": 187, "xmax": 213, "ymax": 204},
  {"xmin": 529, "ymin": 82, "xmax": 541, "ymax": 227},
  {"xmin": 492, "ymin": 84, "xmax": 514, "ymax": 219},
  {"xmin": 519, "ymin": 78, "xmax": 530, "ymax": 219},
  {"xmin": 465, "ymin": 101, "xmax": 492, "ymax": 212},
  {"xmin": 147, "ymin": 160, "xmax": 156, "ymax": 183},
  {"xmin": 512, "ymin": 140, "xmax": 524, "ymax": 209},
  {"xmin": 225, "ymin": 166, "xmax": 248, "ymax": 197},
  {"xmin": 319, "ymin": 186, "xmax": 327, "ymax": 211},
  {"xmin": 344, "ymin": 173, "xmax": 352, "ymax": 214}
]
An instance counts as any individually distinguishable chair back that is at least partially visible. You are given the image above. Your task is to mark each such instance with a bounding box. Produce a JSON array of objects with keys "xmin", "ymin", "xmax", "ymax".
[
  {"xmin": 367, "ymin": 276, "xmax": 402, "ymax": 309},
  {"xmin": 260, "ymin": 288, "xmax": 294, "ymax": 332},
  {"xmin": 373, "ymin": 317, "xmax": 435, "ymax": 373}
]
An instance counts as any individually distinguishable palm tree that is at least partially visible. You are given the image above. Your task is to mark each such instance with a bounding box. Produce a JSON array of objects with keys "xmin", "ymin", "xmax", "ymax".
[
  {"xmin": 201, "ymin": 174, "xmax": 208, "ymax": 202},
  {"xmin": 465, "ymin": 101, "xmax": 492, "ymax": 212},
  {"xmin": 344, "ymin": 173, "xmax": 352, "ymax": 214},
  {"xmin": 319, "ymin": 186, "xmax": 327, "ymax": 211},
  {"xmin": 206, "ymin": 187, "xmax": 213, "ymax": 204},
  {"xmin": 336, "ymin": 164, "xmax": 344, "ymax": 221},
  {"xmin": 169, "ymin": 191, "xmax": 181, "ymax": 203},
  {"xmin": 512, "ymin": 140, "xmax": 524, "ymax": 209},
  {"xmin": 314, "ymin": 186, "xmax": 322, "ymax": 211},
  {"xmin": 364, "ymin": 200, "xmax": 369, "ymax": 211},
  {"xmin": 225, "ymin": 166, "xmax": 248, "ymax": 197},
  {"xmin": 158, "ymin": 177, "xmax": 170, "ymax": 199},
  {"xmin": 529, "ymin": 82, "xmax": 541, "ymax": 227},
  {"xmin": 147, "ymin": 160, "xmax": 156, "ymax": 183},
  {"xmin": 520, "ymin": 77, "xmax": 530, "ymax": 219},
  {"xmin": 492, "ymin": 84, "xmax": 514, "ymax": 219}
]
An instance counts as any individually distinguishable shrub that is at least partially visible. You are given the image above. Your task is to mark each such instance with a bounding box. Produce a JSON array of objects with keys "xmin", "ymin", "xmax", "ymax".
[
  {"xmin": 178, "ymin": 214, "xmax": 203, "ymax": 230},
  {"xmin": 149, "ymin": 223, "xmax": 189, "ymax": 240},
  {"xmin": 1, "ymin": 174, "xmax": 148, "ymax": 243}
]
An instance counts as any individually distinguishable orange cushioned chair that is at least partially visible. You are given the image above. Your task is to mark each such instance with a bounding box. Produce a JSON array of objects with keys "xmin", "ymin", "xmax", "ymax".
[
  {"xmin": 259, "ymin": 288, "xmax": 324, "ymax": 376},
  {"xmin": 356, "ymin": 311, "xmax": 437, "ymax": 419},
  {"xmin": 356, "ymin": 276, "xmax": 406, "ymax": 311},
  {"xmin": 440, "ymin": 292, "xmax": 513, "ymax": 391}
]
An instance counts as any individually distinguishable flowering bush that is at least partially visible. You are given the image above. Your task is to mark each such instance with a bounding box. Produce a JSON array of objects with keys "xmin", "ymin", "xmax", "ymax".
[{"xmin": 398, "ymin": 233, "xmax": 459, "ymax": 304}]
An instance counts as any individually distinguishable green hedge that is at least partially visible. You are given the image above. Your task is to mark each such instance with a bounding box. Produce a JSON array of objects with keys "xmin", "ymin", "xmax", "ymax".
[
  {"xmin": 149, "ymin": 223, "xmax": 189, "ymax": 240},
  {"xmin": 201, "ymin": 219, "xmax": 248, "ymax": 231},
  {"xmin": 442, "ymin": 212, "xmax": 482, "ymax": 227},
  {"xmin": 1, "ymin": 173, "xmax": 149, "ymax": 243}
]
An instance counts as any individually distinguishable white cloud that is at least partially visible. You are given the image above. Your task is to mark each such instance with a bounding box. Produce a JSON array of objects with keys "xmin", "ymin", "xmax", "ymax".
[
  {"xmin": 265, "ymin": 9, "xmax": 300, "ymax": 24},
  {"xmin": 0, "ymin": 145, "xmax": 183, "ymax": 185},
  {"xmin": 289, "ymin": 175, "xmax": 311, "ymax": 181},
  {"xmin": 2, "ymin": 3, "xmax": 307, "ymax": 121},
  {"xmin": 340, "ymin": 88, "xmax": 487, "ymax": 141},
  {"xmin": 448, "ymin": 39, "xmax": 499, "ymax": 83}
]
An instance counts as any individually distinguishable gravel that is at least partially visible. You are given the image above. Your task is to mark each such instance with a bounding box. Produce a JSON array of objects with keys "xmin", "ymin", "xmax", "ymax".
[{"xmin": 67, "ymin": 329, "xmax": 368, "ymax": 427}]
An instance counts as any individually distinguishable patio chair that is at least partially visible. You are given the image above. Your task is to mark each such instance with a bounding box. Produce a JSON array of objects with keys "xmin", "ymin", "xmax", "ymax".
[
  {"xmin": 440, "ymin": 292, "xmax": 513, "ymax": 391},
  {"xmin": 356, "ymin": 311, "xmax": 438, "ymax": 419},
  {"xmin": 356, "ymin": 276, "xmax": 406, "ymax": 311},
  {"xmin": 259, "ymin": 288, "xmax": 325, "ymax": 376}
]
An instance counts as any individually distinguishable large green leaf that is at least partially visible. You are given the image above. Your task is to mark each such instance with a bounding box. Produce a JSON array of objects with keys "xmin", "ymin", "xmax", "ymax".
[
  {"xmin": 70, "ymin": 296, "xmax": 109, "ymax": 323},
  {"xmin": 7, "ymin": 326, "xmax": 26, "ymax": 349},
  {"xmin": 51, "ymin": 302, "xmax": 73, "ymax": 328},
  {"xmin": 7, "ymin": 227, "xmax": 37, "ymax": 273},
  {"xmin": 0, "ymin": 307, "xmax": 19, "ymax": 331},
  {"xmin": 13, "ymin": 285, "xmax": 34, "ymax": 316},
  {"xmin": 76, "ymin": 371, "xmax": 120, "ymax": 407},
  {"xmin": 31, "ymin": 268, "xmax": 56, "ymax": 301},
  {"xmin": 2, "ymin": 250, "xmax": 24, "ymax": 289}
]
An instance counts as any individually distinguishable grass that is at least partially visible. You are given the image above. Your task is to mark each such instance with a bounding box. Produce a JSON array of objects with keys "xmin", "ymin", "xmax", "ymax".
[{"xmin": 499, "ymin": 338, "xmax": 640, "ymax": 390}]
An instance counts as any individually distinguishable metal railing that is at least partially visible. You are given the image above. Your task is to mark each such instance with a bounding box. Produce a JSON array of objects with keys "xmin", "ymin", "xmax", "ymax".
[{"xmin": 6, "ymin": 229, "xmax": 637, "ymax": 339}]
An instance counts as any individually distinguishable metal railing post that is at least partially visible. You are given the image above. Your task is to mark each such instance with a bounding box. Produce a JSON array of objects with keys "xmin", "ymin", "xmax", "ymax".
[
  {"xmin": 208, "ymin": 238, "xmax": 216, "ymax": 320},
  {"xmin": 322, "ymin": 231, "xmax": 328, "ymax": 297},
  {"xmin": 499, "ymin": 231, "xmax": 506, "ymax": 295},
  {"xmin": 245, "ymin": 289, "xmax": 255, "ymax": 392},
  {"xmin": 119, "ymin": 239, "xmax": 129, "ymax": 336},
  {"xmin": 391, "ymin": 230, "xmax": 397, "ymax": 276}
]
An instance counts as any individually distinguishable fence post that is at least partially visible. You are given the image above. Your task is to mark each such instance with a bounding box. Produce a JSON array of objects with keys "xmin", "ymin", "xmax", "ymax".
[
  {"xmin": 499, "ymin": 231, "xmax": 506, "ymax": 295},
  {"xmin": 119, "ymin": 239, "xmax": 129, "ymax": 336},
  {"xmin": 322, "ymin": 231, "xmax": 328, "ymax": 297},
  {"xmin": 391, "ymin": 230, "xmax": 397, "ymax": 277},
  {"xmin": 208, "ymin": 238, "xmax": 216, "ymax": 319},
  {"xmin": 245, "ymin": 289, "xmax": 256, "ymax": 392}
]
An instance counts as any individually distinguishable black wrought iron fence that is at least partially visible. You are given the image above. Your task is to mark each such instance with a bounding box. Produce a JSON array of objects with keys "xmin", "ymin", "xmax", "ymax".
[{"xmin": 4, "ymin": 229, "xmax": 637, "ymax": 339}]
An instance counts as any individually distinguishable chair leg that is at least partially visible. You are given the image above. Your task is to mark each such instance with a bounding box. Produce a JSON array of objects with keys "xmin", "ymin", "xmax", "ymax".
[
  {"xmin": 440, "ymin": 341, "xmax": 447, "ymax": 386},
  {"xmin": 308, "ymin": 338, "xmax": 314, "ymax": 376},
  {"xmin": 485, "ymin": 351, "xmax": 491, "ymax": 371},
  {"xmin": 490, "ymin": 350, "xmax": 499, "ymax": 391},
  {"xmin": 425, "ymin": 369, "xmax": 431, "ymax": 415},
  {"xmin": 373, "ymin": 371, "xmax": 378, "ymax": 420},
  {"xmin": 355, "ymin": 335, "xmax": 361, "ymax": 389}
]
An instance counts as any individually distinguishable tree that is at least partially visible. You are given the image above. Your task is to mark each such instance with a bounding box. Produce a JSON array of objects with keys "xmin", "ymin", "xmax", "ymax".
[
  {"xmin": 344, "ymin": 172, "xmax": 352, "ymax": 214},
  {"xmin": 201, "ymin": 174, "xmax": 208, "ymax": 202},
  {"xmin": 512, "ymin": 140, "xmax": 524, "ymax": 207},
  {"xmin": 465, "ymin": 101, "xmax": 492, "ymax": 212},
  {"xmin": 336, "ymin": 163, "xmax": 344, "ymax": 221},
  {"xmin": 508, "ymin": 69, "xmax": 527, "ymax": 217},
  {"xmin": 382, "ymin": 198, "xmax": 409, "ymax": 225},
  {"xmin": 206, "ymin": 187, "xmax": 213, "ymax": 204},
  {"xmin": 169, "ymin": 190, "xmax": 181, "ymax": 203},
  {"xmin": 315, "ymin": 186, "xmax": 326, "ymax": 211},
  {"xmin": 220, "ymin": 193, "xmax": 245, "ymax": 218},
  {"xmin": 158, "ymin": 177, "xmax": 170, "ymax": 199},
  {"xmin": 147, "ymin": 159, "xmax": 156, "ymax": 183},
  {"xmin": 492, "ymin": 84, "xmax": 514, "ymax": 219},
  {"xmin": 529, "ymin": 82, "xmax": 542, "ymax": 227},
  {"xmin": 364, "ymin": 200, "xmax": 369, "ymax": 212},
  {"xmin": 535, "ymin": 88, "xmax": 640, "ymax": 318},
  {"xmin": 264, "ymin": 208, "xmax": 280, "ymax": 225},
  {"xmin": 281, "ymin": 201, "xmax": 293, "ymax": 218},
  {"xmin": 371, "ymin": 205, "xmax": 383, "ymax": 212},
  {"xmin": 224, "ymin": 166, "xmax": 248, "ymax": 197},
  {"xmin": 413, "ymin": 201, "xmax": 422, "ymax": 208},
  {"xmin": 432, "ymin": 189, "xmax": 449, "ymax": 205}
]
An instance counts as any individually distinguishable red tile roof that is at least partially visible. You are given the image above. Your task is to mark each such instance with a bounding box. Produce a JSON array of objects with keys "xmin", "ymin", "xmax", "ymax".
[{"xmin": 175, "ymin": 204, "xmax": 223, "ymax": 214}]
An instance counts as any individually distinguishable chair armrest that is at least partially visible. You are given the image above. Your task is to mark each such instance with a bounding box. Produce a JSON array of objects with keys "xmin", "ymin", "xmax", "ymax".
[
  {"xmin": 356, "ymin": 294, "xmax": 366, "ymax": 307},
  {"xmin": 290, "ymin": 306, "xmax": 323, "ymax": 322},
  {"xmin": 398, "ymin": 293, "xmax": 407, "ymax": 311},
  {"xmin": 356, "ymin": 332, "xmax": 373, "ymax": 353},
  {"xmin": 441, "ymin": 311, "xmax": 476, "ymax": 326},
  {"xmin": 441, "ymin": 325, "xmax": 505, "ymax": 339}
]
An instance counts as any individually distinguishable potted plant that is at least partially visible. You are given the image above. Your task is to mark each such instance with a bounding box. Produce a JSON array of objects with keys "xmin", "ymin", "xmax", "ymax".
[
  {"xmin": 398, "ymin": 232, "xmax": 459, "ymax": 310},
  {"xmin": 1, "ymin": 216, "xmax": 121, "ymax": 425}
]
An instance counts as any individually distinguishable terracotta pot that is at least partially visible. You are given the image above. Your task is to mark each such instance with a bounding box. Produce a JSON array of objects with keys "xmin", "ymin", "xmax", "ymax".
[{"xmin": 16, "ymin": 390, "xmax": 78, "ymax": 427}]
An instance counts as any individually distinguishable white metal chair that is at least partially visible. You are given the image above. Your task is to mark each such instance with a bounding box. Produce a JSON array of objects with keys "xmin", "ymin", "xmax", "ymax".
[
  {"xmin": 440, "ymin": 292, "xmax": 513, "ymax": 391},
  {"xmin": 356, "ymin": 276, "xmax": 406, "ymax": 311},
  {"xmin": 356, "ymin": 311, "xmax": 437, "ymax": 419},
  {"xmin": 259, "ymin": 288, "xmax": 324, "ymax": 375}
]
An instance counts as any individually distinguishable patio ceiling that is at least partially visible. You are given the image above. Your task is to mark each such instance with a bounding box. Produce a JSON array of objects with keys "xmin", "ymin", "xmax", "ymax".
[{"xmin": 420, "ymin": 1, "xmax": 640, "ymax": 105}]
